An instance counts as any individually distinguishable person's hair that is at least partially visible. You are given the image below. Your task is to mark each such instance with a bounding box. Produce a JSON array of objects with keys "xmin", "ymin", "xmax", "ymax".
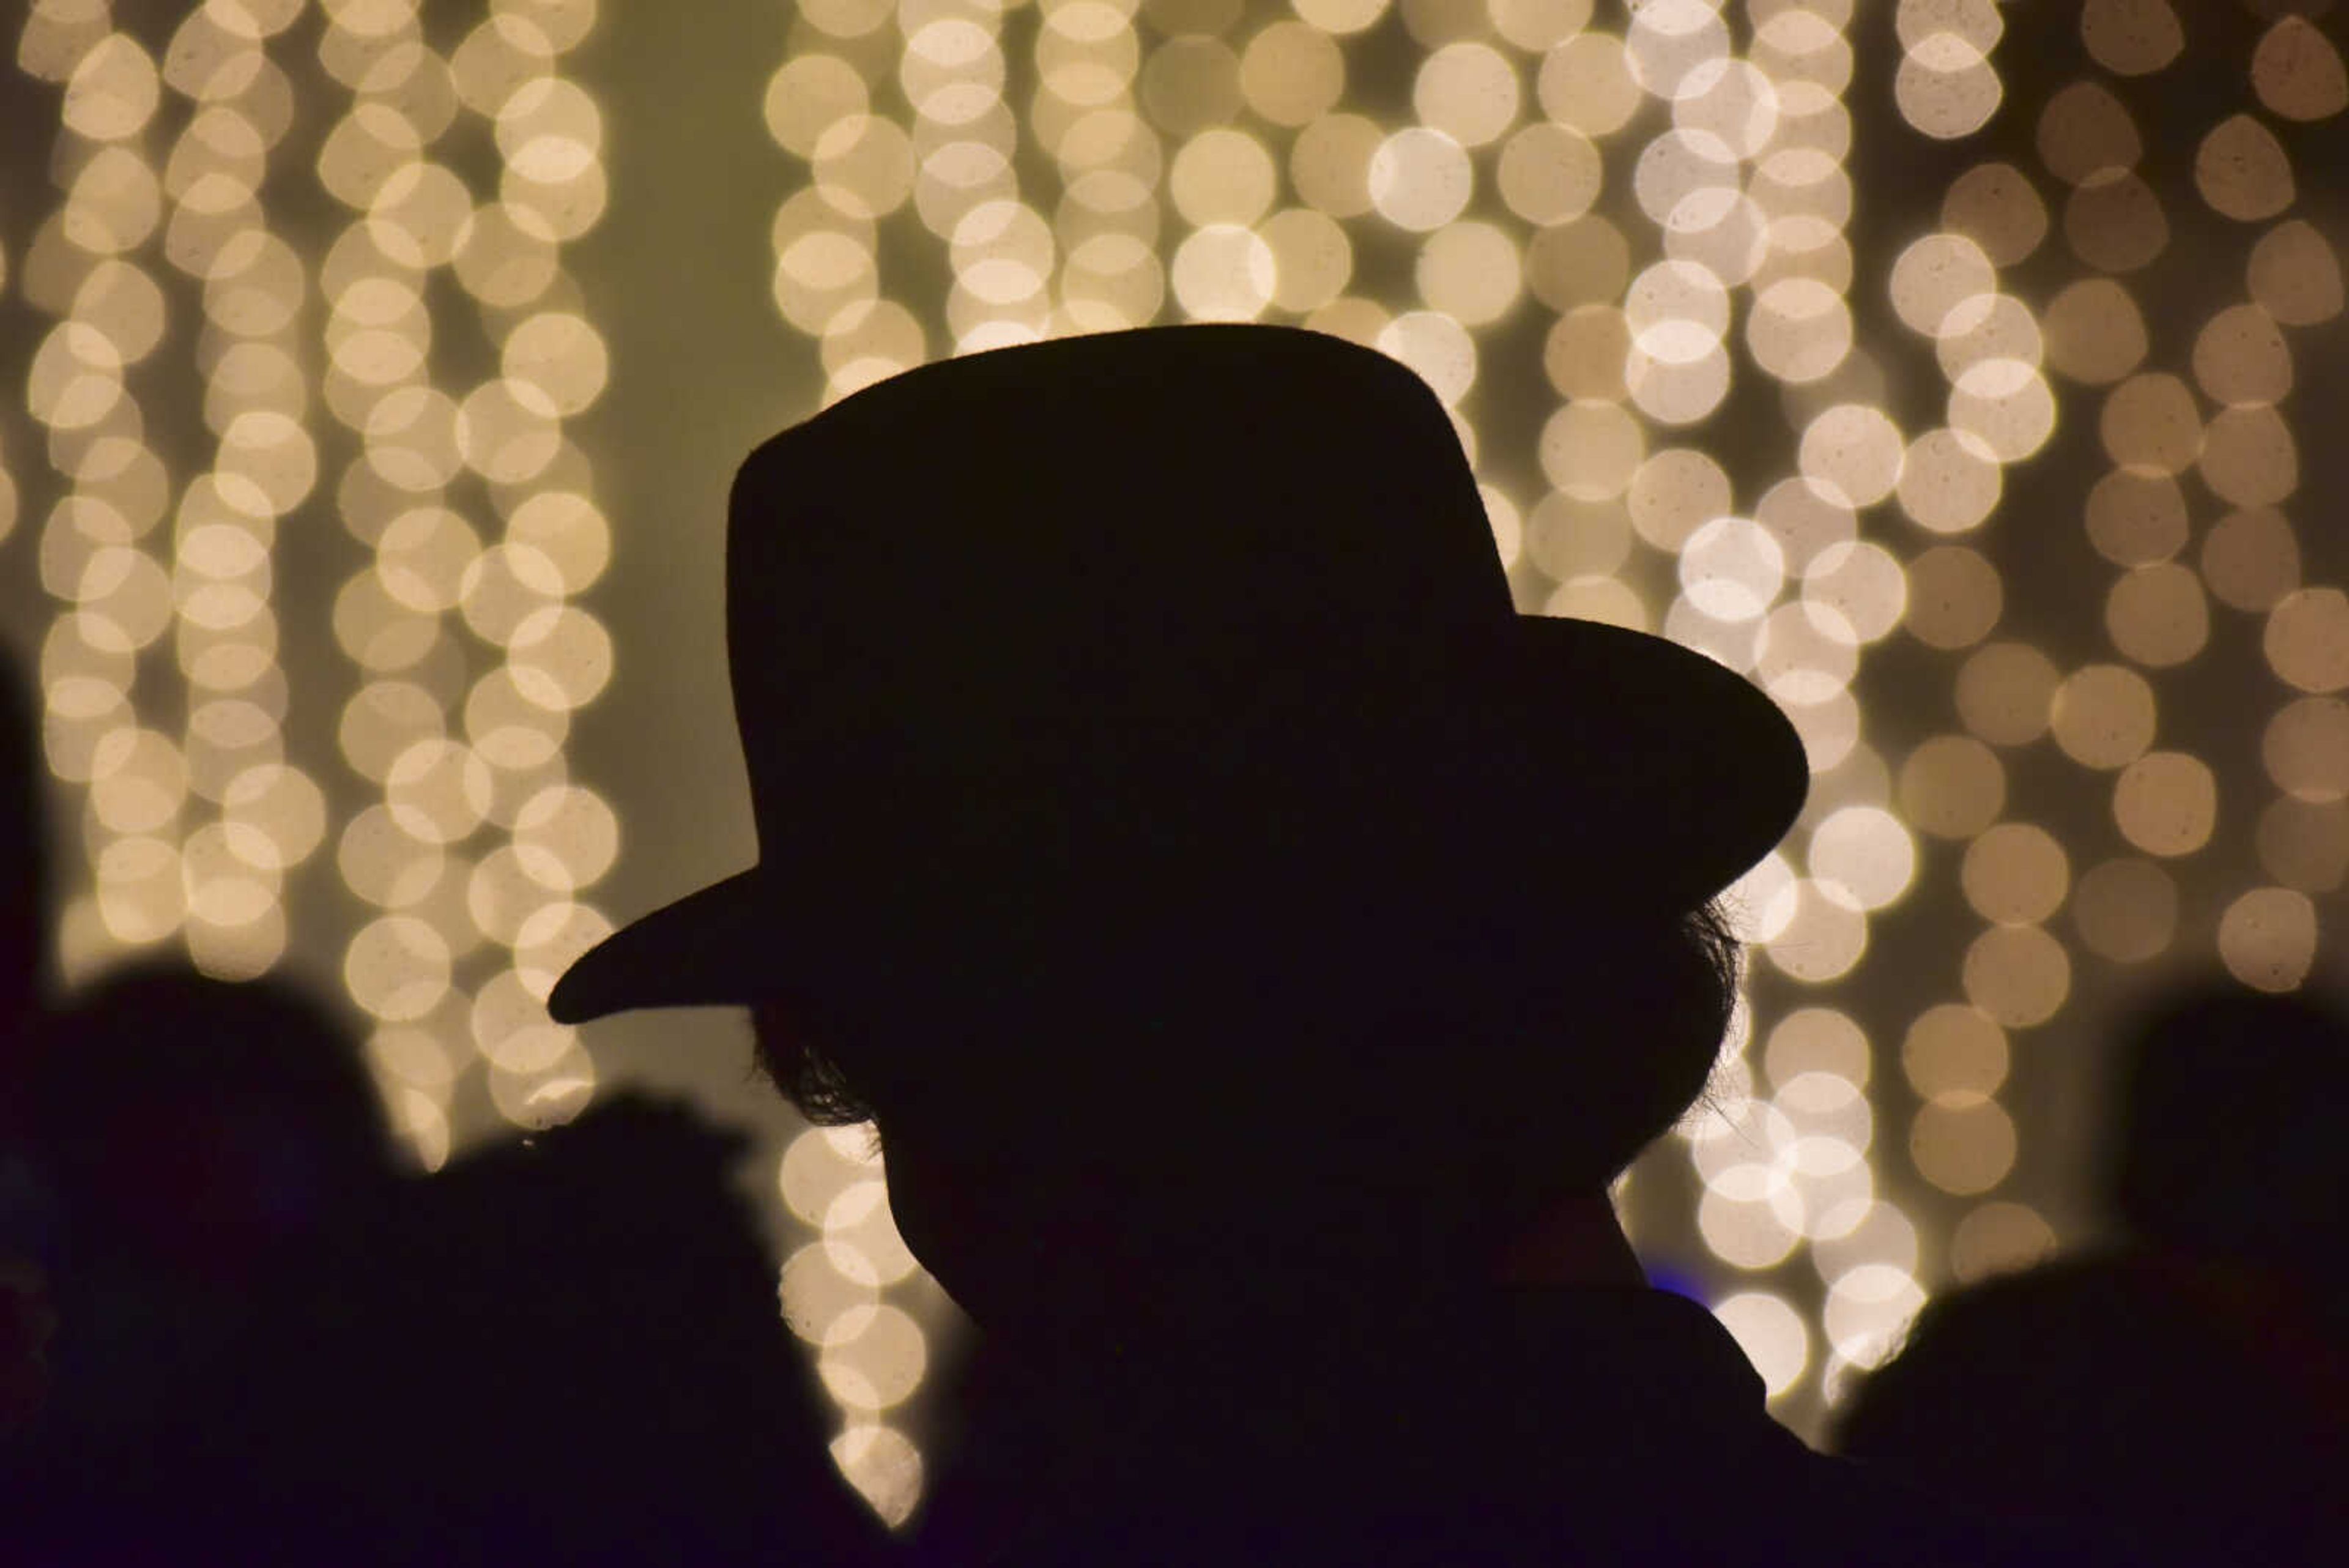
[{"xmin": 752, "ymin": 897, "xmax": 1742, "ymax": 1198}]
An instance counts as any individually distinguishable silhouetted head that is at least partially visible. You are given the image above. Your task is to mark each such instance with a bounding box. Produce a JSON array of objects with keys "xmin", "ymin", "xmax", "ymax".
[
  {"xmin": 2105, "ymin": 978, "xmax": 2349, "ymax": 1268},
  {"xmin": 750, "ymin": 902, "xmax": 1742, "ymax": 1341},
  {"xmin": 549, "ymin": 327, "xmax": 1805, "ymax": 1342},
  {"xmin": 27, "ymin": 962, "xmax": 395, "ymax": 1277}
]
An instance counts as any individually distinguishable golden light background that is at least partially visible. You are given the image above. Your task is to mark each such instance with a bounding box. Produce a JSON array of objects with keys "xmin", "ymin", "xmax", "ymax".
[{"xmin": 2, "ymin": 0, "xmax": 2342, "ymax": 1526}]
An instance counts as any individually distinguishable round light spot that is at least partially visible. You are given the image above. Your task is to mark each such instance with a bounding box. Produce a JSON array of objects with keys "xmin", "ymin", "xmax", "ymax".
[
  {"xmin": 1903, "ymin": 1004, "xmax": 2008, "ymax": 1102},
  {"xmin": 2035, "ymin": 80, "xmax": 2140, "ymax": 185},
  {"xmin": 2264, "ymin": 588, "xmax": 2349, "ymax": 693},
  {"xmin": 1714, "ymin": 1293, "xmax": 1809, "ymax": 1399},
  {"xmin": 1746, "ymin": 279, "xmax": 1852, "ymax": 385},
  {"xmin": 813, "ymin": 114, "xmax": 915, "ymax": 221},
  {"xmin": 1942, "ymin": 162, "xmax": 2047, "ymax": 267},
  {"xmin": 1540, "ymin": 402, "xmax": 1645, "ymax": 502},
  {"xmin": 1696, "ymin": 1176, "xmax": 1805, "ymax": 1270},
  {"xmin": 2258, "ymin": 797, "xmax": 2349, "ymax": 893},
  {"xmin": 1823, "ymin": 1261, "xmax": 1926, "ymax": 1372},
  {"xmin": 1899, "ymin": 735, "xmax": 2005, "ymax": 841},
  {"xmin": 1170, "ymin": 128, "xmax": 1276, "ymax": 227},
  {"xmin": 1678, "ymin": 517, "xmax": 1783, "ymax": 624},
  {"xmin": 386, "ymin": 738, "xmax": 492, "ymax": 847},
  {"xmin": 1291, "ymin": 0, "xmax": 1390, "ymax": 34},
  {"xmin": 2105, "ymin": 563, "xmax": 2208, "ymax": 669},
  {"xmin": 2196, "ymin": 115, "xmax": 2295, "ymax": 223},
  {"xmin": 221, "ymin": 762, "xmax": 326, "ymax": 871},
  {"xmin": 1904, "ymin": 545, "xmax": 2002, "ymax": 652},
  {"xmin": 1888, "ymin": 232, "xmax": 1994, "ymax": 338},
  {"xmin": 1803, "ymin": 541, "xmax": 1906, "ymax": 645},
  {"xmin": 377, "ymin": 506, "xmax": 483, "ymax": 613},
  {"xmin": 2192, "ymin": 303, "xmax": 2292, "ymax": 408},
  {"xmin": 1895, "ymin": 34, "xmax": 2001, "ymax": 140},
  {"xmin": 1961, "ymin": 822, "xmax": 2069, "ymax": 926},
  {"xmin": 2080, "ymin": 0, "xmax": 2182, "ymax": 75},
  {"xmin": 1414, "ymin": 41, "xmax": 1520, "ymax": 147},
  {"xmin": 1950, "ymin": 1201, "xmax": 2058, "ymax": 1284},
  {"xmin": 1497, "ymin": 124, "xmax": 1600, "ymax": 226},
  {"xmin": 1377, "ymin": 311, "xmax": 1477, "ymax": 407},
  {"xmin": 1961, "ymin": 925, "xmax": 2070, "ymax": 1030},
  {"xmin": 505, "ymin": 489, "xmax": 609, "ymax": 594},
  {"xmin": 2083, "ymin": 469, "xmax": 2186, "ymax": 568},
  {"xmin": 1239, "ymin": 22, "xmax": 1344, "ymax": 127},
  {"xmin": 1415, "ymin": 221, "xmax": 1521, "ymax": 325},
  {"xmin": 2065, "ymin": 171, "xmax": 2167, "ymax": 273},
  {"xmin": 2202, "ymin": 507, "xmax": 2299, "ymax": 614},
  {"xmin": 2253, "ymin": 16, "xmax": 2348, "ymax": 122},
  {"xmin": 1537, "ymin": 32, "xmax": 1641, "ymax": 135},
  {"xmin": 506, "ymin": 605, "xmax": 614, "ymax": 710},
  {"xmin": 345, "ymin": 914, "xmax": 452, "ymax": 1022},
  {"xmin": 2070, "ymin": 855, "xmax": 2178, "ymax": 963},
  {"xmin": 456, "ymin": 377, "xmax": 562, "ymax": 484},
  {"xmin": 2099, "ymin": 373, "xmax": 2201, "ymax": 475},
  {"xmin": 1894, "ymin": 428, "xmax": 2001, "ymax": 534},
  {"xmin": 1808, "ymin": 806, "xmax": 1915, "ymax": 913},
  {"xmin": 1526, "ymin": 217, "xmax": 1630, "ymax": 311},
  {"xmin": 1955, "ymin": 642, "xmax": 2056, "ymax": 748},
  {"xmin": 950, "ymin": 199, "xmax": 1053, "ymax": 305},
  {"xmin": 63, "ymin": 32, "xmax": 161, "ymax": 142},
  {"xmin": 502, "ymin": 311, "xmax": 608, "ymax": 416},
  {"xmin": 511, "ymin": 783, "xmax": 618, "ymax": 893},
  {"xmin": 1753, "ymin": 601, "xmax": 1860, "ymax": 705},
  {"xmin": 820, "ymin": 1298, "xmax": 930, "ymax": 1414},
  {"xmin": 2199, "ymin": 405, "xmax": 2298, "ymax": 509},
  {"xmin": 338, "ymin": 803, "xmax": 445, "ymax": 910},
  {"xmin": 2248, "ymin": 220, "xmax": 2342, "ymax": 325},
  {"xmin": 1368, "ymin": 128, "xmax": 1473, "ymax": 232},
  {"xmin": 467, "ymin": 666, "xmax": 568, "ymax": 771},
  {"xmin": 1170, "ymin": 223, "xmax": 1275, "ymax": 320},
  {"xmin": 1799, "ymin": 404, "xmax": 1902, "ymax": 509},
  {"xmin": 2263, "ymin": 697, "xmax": 2349, "ymax": 803},
  {"xmin": 829, "ymin": 1422, "xmax": 924, "ymax": 1530},
  {"xmin": 1762, "ymin": 880, "xmax": 1869, "ymax": 984},
  {"xmin": 2114, "ymin": 751, "xmax": 2217, "ymax": 857},
  {"xmin": 2219, "ymin": 887, "xmax": 2318, "ymax": 994},
  {"xmin": 2050, "ymin": 664, "xmax": 2156, "ymax": 770},
  {"xmin": 1290, "ymin": 113, "xmax": 1381, "ymax": 219},
  {"xmin": 1252, "ymin": 209, "xmax": 1347, "ymax": 314},
  {"xmin": 1137, "ymin": 37, "xmax": 1240, "ymax": 136},
  {"xmin": 2041, "ymin": 278, "xmax": 2147, "ymax": 385}
]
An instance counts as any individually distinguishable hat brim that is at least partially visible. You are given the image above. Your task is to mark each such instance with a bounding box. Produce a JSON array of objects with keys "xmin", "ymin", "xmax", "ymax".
[{"xmin": 548, "ymin": 615, "xmax": 1806, "ymax": 1027}]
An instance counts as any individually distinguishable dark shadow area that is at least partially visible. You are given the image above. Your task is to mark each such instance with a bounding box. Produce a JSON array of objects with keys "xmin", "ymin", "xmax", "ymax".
[
  {"xmin": 3, "ymin": 960, "xmax": 889, "ymax": 1565},
  {"xmin": 1837, "ymin": 980, "xmax": 2349, "ymax": 1566}
]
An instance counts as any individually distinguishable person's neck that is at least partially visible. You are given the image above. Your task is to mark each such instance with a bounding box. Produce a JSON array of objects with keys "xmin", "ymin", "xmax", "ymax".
[{"xmin": 1494, "ymin": 1189, "xmax": 1649, "ymax": 1289}]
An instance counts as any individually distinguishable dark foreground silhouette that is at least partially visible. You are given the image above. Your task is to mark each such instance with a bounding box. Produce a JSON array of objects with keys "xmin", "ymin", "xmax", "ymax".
[
  {"xmin": 1838, "ymin": 983, "xmax": 2349, "ymax": 1566},
  {"xmin": 550, "ymin": 326, "xmax": 2143, "ymax": 1564},
  {"xmin": 5, "ymin": 964, "xmax": 886, "ymax": 1566}
]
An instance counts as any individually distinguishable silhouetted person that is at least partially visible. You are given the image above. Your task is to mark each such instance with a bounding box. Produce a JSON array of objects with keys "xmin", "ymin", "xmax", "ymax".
[
  {"xmin": 0, "ymin": 639, "xmax": 48, "ymax": 1083},
  {"xmin": 8, "ymin": 965, "xmax": 888, "ymax": 1565},
  {"xmin": 7, "ymin": 962, "xmax": 404, "ymax": 1556},
  {"xmin": 549, "ymin": 326, "xmax": 2131, "ymax": 1564},
  {"xmin": 1, "ymin": 641, "xmax": 55, "ymax": 1442},
  {"xmin": 1837, "ymin": 981, "xmax": 2349, "ymax": 1565}
]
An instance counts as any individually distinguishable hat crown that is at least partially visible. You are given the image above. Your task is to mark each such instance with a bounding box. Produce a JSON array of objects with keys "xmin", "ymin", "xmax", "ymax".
[{"xmin": 724, "ymin": 327, "xmax": 1514, "ymax": 765}]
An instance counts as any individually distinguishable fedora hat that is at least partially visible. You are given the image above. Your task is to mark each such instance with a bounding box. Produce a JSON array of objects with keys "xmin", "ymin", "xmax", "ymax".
[{"xmin": 549, "ymin": 325, "xmax": 1805, "ymax": 1026}]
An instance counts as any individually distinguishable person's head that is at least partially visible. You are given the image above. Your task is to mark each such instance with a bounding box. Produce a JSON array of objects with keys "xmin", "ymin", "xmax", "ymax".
[
  {"xmin": 28, "ymin": 962, "xmax": 396, "ymax": 1277},
  {"xmin": 748, "ymin": 895, "xmax": 1742, "ymax": 1338},
  {"xmin": 2105, "ymin": 978, "xmax": 2349, "ymax": 1268},
  {"xmin": 550, "ymin": 326, "xmax": 1806, "ymax": 1341}
]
